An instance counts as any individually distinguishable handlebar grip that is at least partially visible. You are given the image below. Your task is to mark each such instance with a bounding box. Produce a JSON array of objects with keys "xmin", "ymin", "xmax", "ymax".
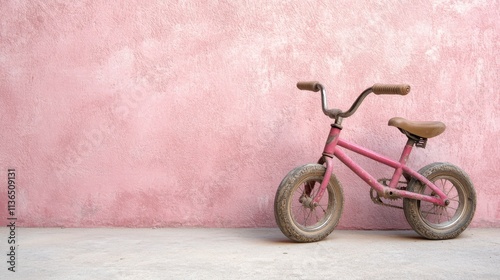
[
  {"xmin": 297, "ymin": 81, "xmax": 322, "ymax": 92},
  {"xmin": 372, "ymin": 84, "xmax": 411, "ymax": 95}
]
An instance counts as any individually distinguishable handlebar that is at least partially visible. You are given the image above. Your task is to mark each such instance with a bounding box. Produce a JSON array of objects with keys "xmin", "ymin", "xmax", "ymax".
[
  {"xmin": 372, "ymin": 84, "xmax": 410, "ymax": 95},
  {"xmin": 296, "ymin": 81, "xmax": 410, "ymax": 121},
  {"xmin": 296, "ymin": 81, "xmax": 322, "ymax": 92}
]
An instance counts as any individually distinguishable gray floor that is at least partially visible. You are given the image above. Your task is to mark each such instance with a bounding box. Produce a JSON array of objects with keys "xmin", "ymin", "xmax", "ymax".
[{"xmin": 1, "ymin": 227, "xmax": 499, "ymax": 279}]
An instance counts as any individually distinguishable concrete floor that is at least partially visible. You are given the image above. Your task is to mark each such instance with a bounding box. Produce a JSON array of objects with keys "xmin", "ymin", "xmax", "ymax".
[{"xmin": 1, "ymin": 228, "xmax": 499, "ymax": 279}]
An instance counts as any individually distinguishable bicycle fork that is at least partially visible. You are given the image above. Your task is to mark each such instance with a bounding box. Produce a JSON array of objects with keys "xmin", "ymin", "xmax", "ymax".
[{"xmin": 309, "ymin": 124, "xmax": 341, "ymax": 206}]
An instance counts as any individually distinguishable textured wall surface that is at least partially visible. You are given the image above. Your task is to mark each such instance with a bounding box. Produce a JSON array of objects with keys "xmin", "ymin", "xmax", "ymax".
[{"xmin": 1, "ymin": 0, "xmax": 499, "ymax": 228}]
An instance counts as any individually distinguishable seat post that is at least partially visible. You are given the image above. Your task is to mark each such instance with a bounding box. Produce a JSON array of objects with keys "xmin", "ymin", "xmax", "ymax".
[
  {"xmin": 400, "ymin": 138, "xmax": 416, "ymax": 165},
  {"xmin": 388, "ymin": 138, "xmax": 415, "ymax": 189},
  {"xmin": 405, "ymin": 138, "xmax": 417, "ymax": 148}
]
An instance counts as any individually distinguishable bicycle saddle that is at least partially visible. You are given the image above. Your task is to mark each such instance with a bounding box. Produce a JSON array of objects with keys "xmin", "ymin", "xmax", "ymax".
[{"xmin": 388, "ymin": 117, "xmax": 446, "ymax": 138}]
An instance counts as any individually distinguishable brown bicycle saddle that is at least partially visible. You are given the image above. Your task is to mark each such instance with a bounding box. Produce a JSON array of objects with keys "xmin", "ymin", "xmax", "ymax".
[{"xmin": 388, "ymin": 117, "xmax": 446, "ymax": 138}]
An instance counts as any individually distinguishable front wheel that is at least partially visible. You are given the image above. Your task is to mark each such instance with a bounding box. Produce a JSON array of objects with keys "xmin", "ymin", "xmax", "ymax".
[
  {"xmin": 274, "ymin": 164, "xmax": 344, "ymax": 242},
  {"xmin": 403, "ymin": 162, "xmax": 476, "ymax": 239}
]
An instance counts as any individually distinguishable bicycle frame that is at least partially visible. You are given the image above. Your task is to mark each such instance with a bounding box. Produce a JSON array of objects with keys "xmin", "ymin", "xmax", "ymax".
[{"xmin": 313, "ymin": 125, "xmax": 449, "ymax": 206}]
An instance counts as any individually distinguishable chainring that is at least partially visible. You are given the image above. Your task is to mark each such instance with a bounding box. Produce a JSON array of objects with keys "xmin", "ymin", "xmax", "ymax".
[{"xmin": 369, "ymin": 178, "xmax": 408, "ymax": 209}]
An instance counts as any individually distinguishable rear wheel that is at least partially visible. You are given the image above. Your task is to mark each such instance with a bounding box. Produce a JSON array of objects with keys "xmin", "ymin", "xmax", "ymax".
[
  {"xmin": 403, "ymin": 162, "xmax": 476, "ymax": 239},
  {"xmin": 274, "ymin": 164, "xmax": 344, "ymax": 242}
]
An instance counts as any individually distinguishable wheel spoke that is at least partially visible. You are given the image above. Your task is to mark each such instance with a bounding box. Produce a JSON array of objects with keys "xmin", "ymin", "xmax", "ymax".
[
  {"xmin": 318, "ymin": 204, "xmax": 327, "ymax": 213},
  {"xmin": 422, "ymin": 204, "xmax": 437, "ymax": 219},
  {"xmin": 314, "ymin": 209, "xmax": 321, "ymax": 223},
  {"xmin": 311, "ymin": 184, "xmax": 319, "ymax": 196},
  {"xmin": 420, "ymin": 209, "xmax": 437, "ymax": 216},
  {"xmin": 304, "ymin": 210, "xmax": 310, "ymax": 225},
  {"xmin": 440, "ymin": 179, "xmax": 450, "ymax": 194},
  {"xmin": 443, "ymin": 207, "xmax": 451, "ymax": 221}
]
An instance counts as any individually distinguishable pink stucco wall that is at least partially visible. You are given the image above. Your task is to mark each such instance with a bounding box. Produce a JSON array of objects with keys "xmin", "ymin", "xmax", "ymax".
[{"xmin": 1, "ymin": 1, "xmax": 499, "ymax": 229}]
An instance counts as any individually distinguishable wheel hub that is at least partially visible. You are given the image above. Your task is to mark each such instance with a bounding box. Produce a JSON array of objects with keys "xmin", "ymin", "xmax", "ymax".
[{"xmin": 299, "ymin": 194, "xmax": 316, "ymax": 209}]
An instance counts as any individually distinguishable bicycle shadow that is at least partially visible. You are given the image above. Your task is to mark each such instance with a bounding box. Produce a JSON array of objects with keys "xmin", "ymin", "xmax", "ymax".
[
  {"xmin": 250, "ymin": 228, "xmax": 476, "ymax": 246},
  {"xmin": 256, "ymin": 228, "xmax": 461, "ymax": 244}
]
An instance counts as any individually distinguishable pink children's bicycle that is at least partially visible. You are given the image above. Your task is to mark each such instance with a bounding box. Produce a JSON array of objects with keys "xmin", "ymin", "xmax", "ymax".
[{"xmin": 274, "ymin": 82, "xmax": 477, "ymax": 242}]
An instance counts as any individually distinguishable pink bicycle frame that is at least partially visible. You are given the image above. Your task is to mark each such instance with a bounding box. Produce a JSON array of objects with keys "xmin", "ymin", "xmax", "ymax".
[{"xmin": 313, "ymin": 125, "xmax": 449, "ymax": 206}]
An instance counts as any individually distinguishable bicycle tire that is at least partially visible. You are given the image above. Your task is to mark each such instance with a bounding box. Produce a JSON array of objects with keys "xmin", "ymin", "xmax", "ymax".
[
  {"xmin": 274, "ymin": 164, "xmax": 344, "ymax": 242},
  {"xmin": 403, "ymin": 162, "xmax": 476, "ymax": 239}
]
